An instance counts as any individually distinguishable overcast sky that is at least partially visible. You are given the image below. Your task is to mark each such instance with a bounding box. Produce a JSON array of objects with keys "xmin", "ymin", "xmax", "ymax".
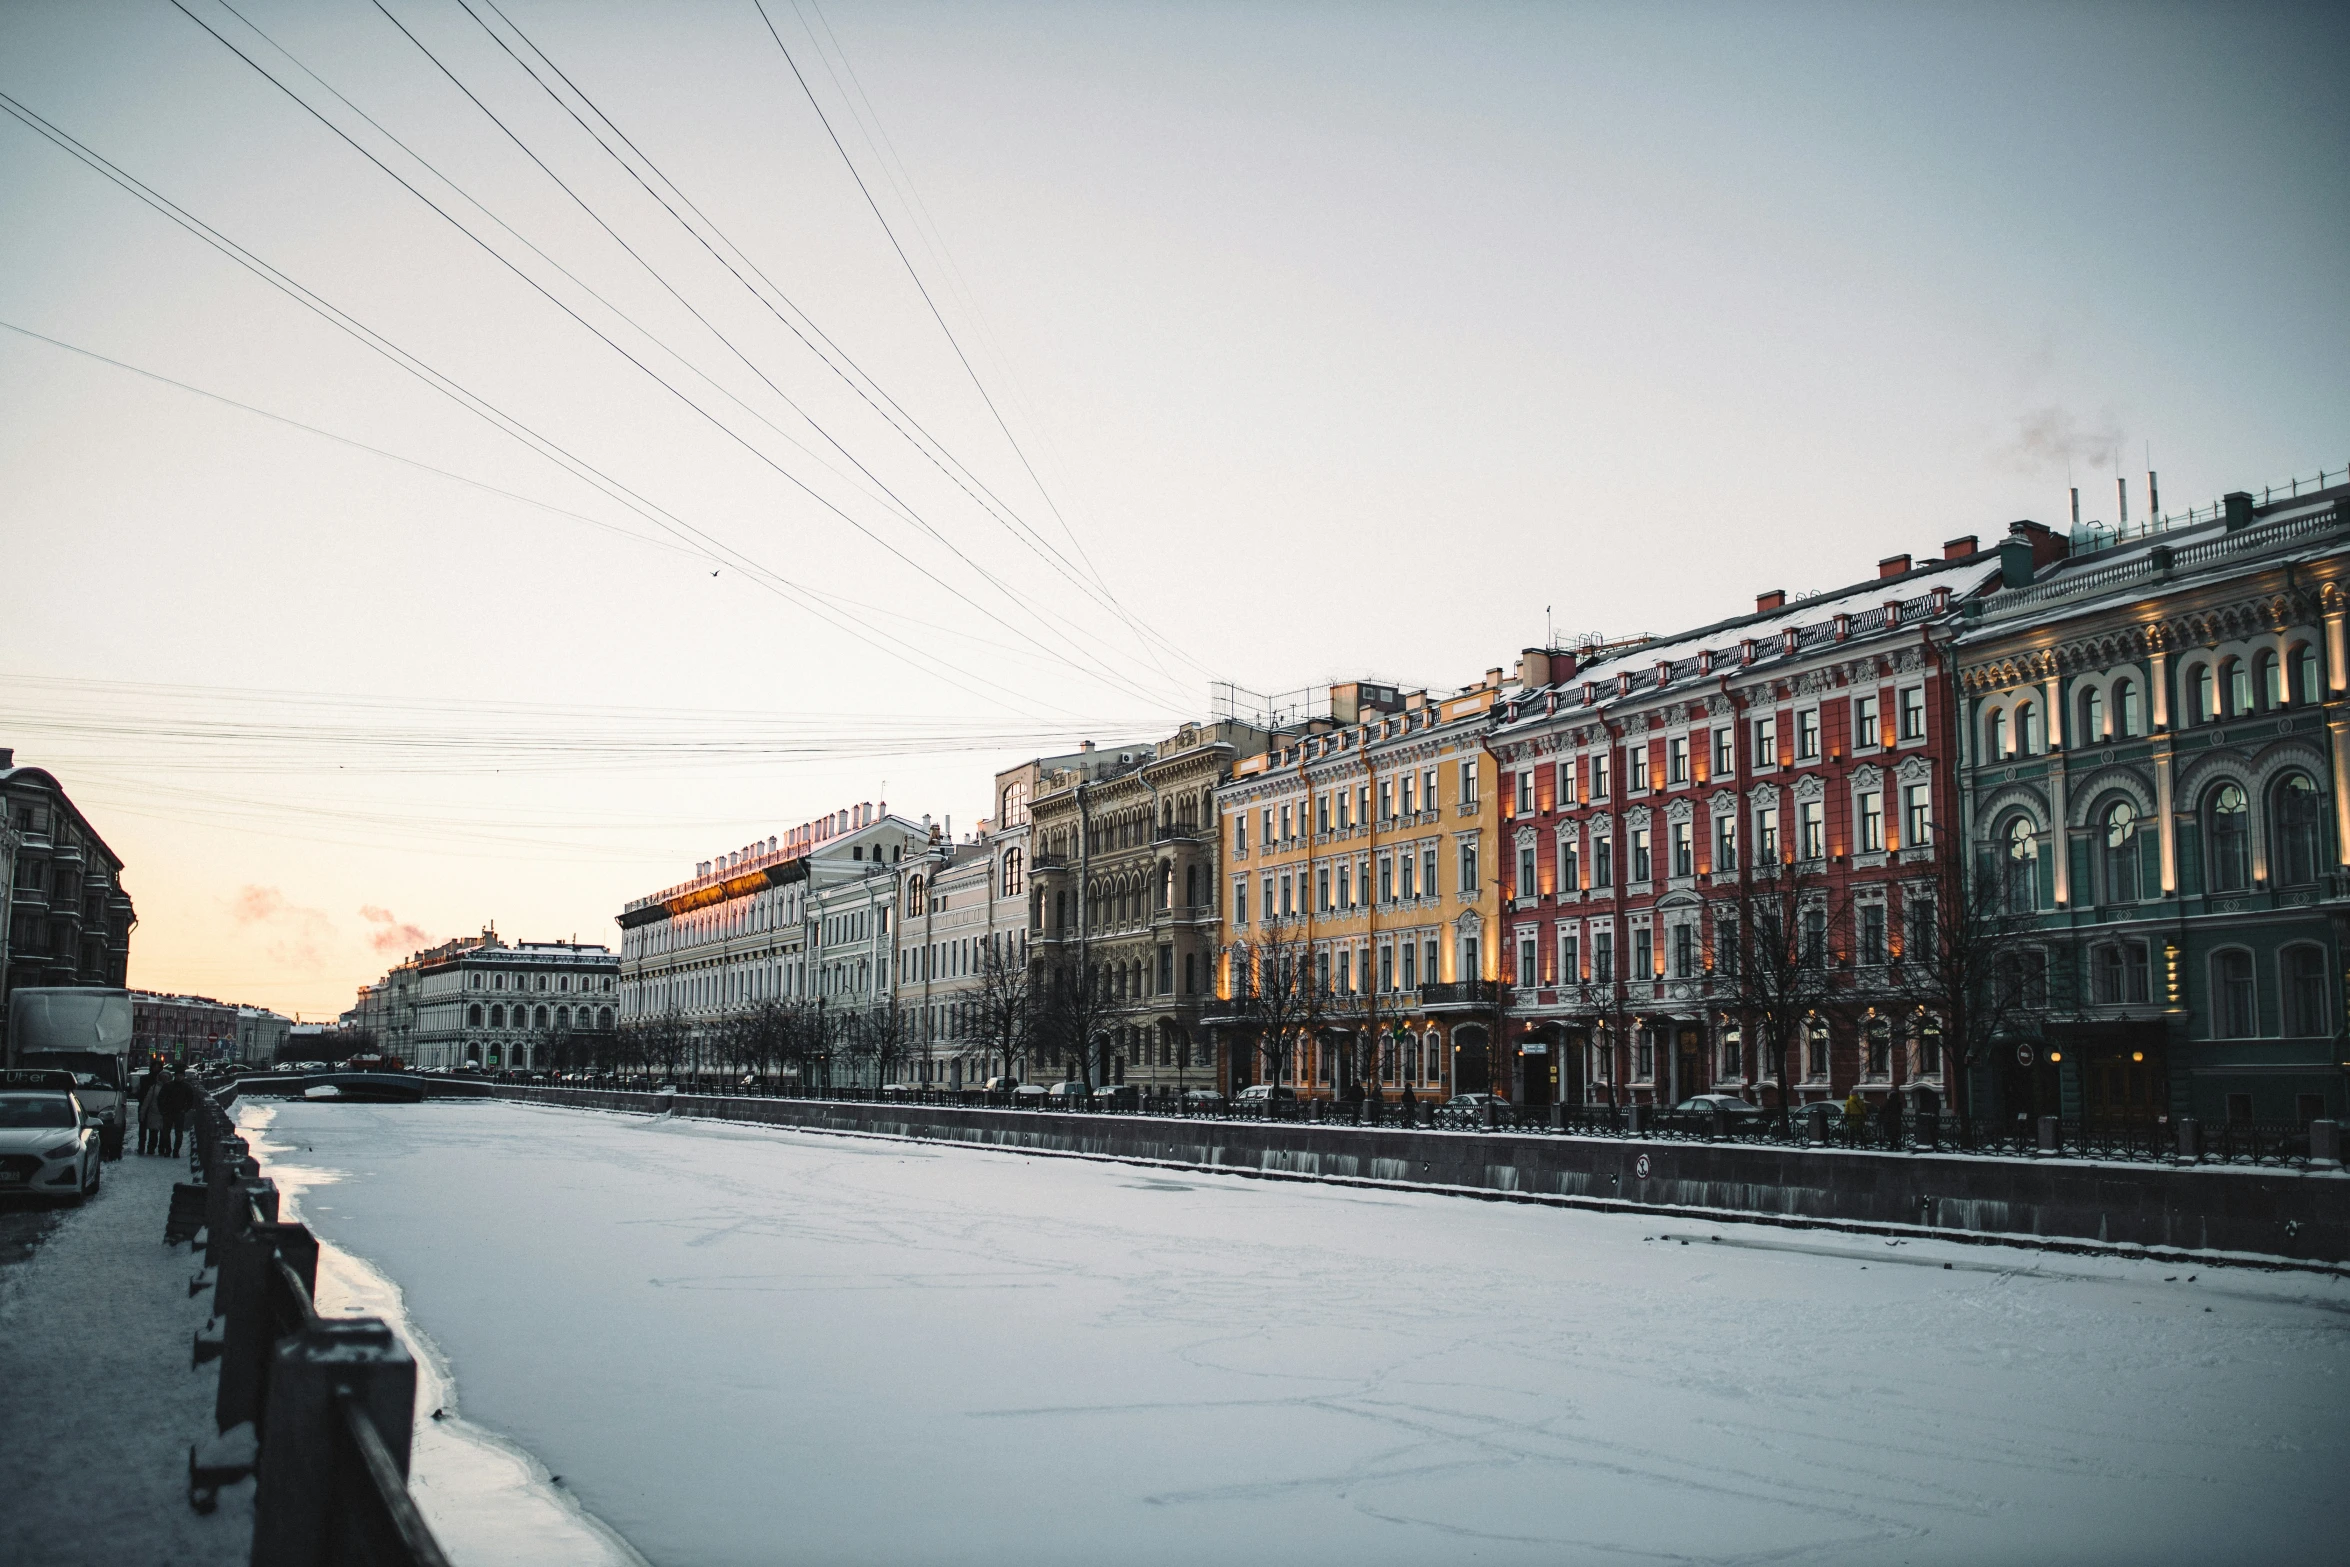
[{"xmin": 2, "ymin": 0, "xmax": 2343, "ymax": 1019}]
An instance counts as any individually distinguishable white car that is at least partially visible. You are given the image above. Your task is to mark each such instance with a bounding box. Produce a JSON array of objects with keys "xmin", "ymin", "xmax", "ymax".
[{"xmin": 0, "ymin": 1070, "xmax": 103, "ymax": 1204}]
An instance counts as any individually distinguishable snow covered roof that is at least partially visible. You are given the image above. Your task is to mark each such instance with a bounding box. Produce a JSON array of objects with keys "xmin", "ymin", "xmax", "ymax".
[{"xmin": 1497, "ymin": 554, "xmax": 2003, "ymax": 733}]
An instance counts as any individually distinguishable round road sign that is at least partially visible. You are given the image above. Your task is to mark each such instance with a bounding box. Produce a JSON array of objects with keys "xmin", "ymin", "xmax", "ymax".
[{"xmin": 1634, "ymin": 1153, "xmax": 1651, "ymax": 1179}]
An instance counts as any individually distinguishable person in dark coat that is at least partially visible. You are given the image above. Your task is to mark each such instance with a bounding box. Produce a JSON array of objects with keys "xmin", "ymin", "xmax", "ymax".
[
  {"xmin": 137, "ymin": 1065, "xmax": 167, "ymax": 1156},
  {"xmin": 160, "ymin": 1066, "xmax": 197, "ymax": 1158},
  {"xmin": 1880, "ymin": 1088, "xmax": 1906, "ymax": 1149}
]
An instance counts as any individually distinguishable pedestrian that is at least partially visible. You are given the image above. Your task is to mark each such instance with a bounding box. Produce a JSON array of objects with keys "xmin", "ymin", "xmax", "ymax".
[
  {"xmin": 161, "ymin": 1065, "xmax": 197, "ymax": 1159},
  {"xmin": 1880, "ymin": 1089, "xmax": 1905, "ymax": 1149},
  {"xmin": 1842, "ymin": 1088, "xmax": 1867, "ymax": 1137},
  {"xmin": 138, "ymin": 1064, "xmax": 167, "ymax": 1156}
]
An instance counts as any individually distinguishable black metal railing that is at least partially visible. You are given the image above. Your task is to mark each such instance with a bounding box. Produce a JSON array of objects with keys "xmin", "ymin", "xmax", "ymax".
[{"xmin": 180, "ymin": 1090, "xmax": 453, "ymax": 1566}]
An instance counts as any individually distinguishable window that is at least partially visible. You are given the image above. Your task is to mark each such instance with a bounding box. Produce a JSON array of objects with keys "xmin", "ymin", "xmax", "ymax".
[
  {"xmin": 2227, "ymin": 658, "xmax": 2252, "ymax": 718},
  {"xmin": 2273, "ymin": 774, "xmax": 2324, "ymax": 886},
  {"xmin": 1518, "ymin": 935, "xmax": 1537, "ymax": 986},
  {"xmin": 2115, "ymin": 678, "xmax": 2141, "ymax": 737},
  {"xmin": 1865, "ymin": 1017, "xmax": 1891, "ymax": 1078},
  {"xmin": 1917, "ymin": 1017, "xmax": 1942, "ymax": 1075},
  {"xmin": 1555, "ymin": 761, "xmax": 1577, "ymax": 806},
  {"xmin": 1515, "ymin": 770, "xmax": 1534, "ymax": 816},
  {"xmin": 1337, "ymin": 789, "xmax": 1352, "ymax": 830},
  {"xmin": 1805, "ymin": 1019, "xmax": 1830, "ymax": 1080},
  {"xmin": 1317, "ymin": 869, "xmax": 1332, "ymax": 912},
  {"xmin": 1796, "ymin": 708, "xmax": 1820, "ymax": 760},
  {"xmin": 1279, "ymin": 874, "xmax": 1294, "ymax": 917},
  {"xmin": 1800, "ymin": 907, "xmax": 1827, "ymax": 968},
  {"xmin": 1859, "ymin": 904, "xmax": 1886, "ymax": 966},
  {"xmin": 2257, "ymin": 652, "xmax": 2282, "ymax": 711},
  {"xmin": 1672, "ymin": 923, "xmax": 1696, "ymax": 979},
  {"xmin": 1713, "ymin": 815, "xmax": 1737, "ymax": 872},
  {"xmin": 2015, "ymin": 701, "xmax": 2040, "ymax": 756},
  {"xmin": 1279, "ymin": 804, "xmax": 1293, "ymax": 841},
  {"xmin": 2003, "ymin": 816, "xmax": 2039, "ymax": 913},
  {"xmin": 2091, "ymin": 942, "xmax": 2149, "ymax": 1005},
  {"xmin": 1710, "ymin": 728, "xmax": 1734, "ymax": 777},
  {"xmin": 1853, "ymin": 694, "xmax": 1880, "ymax": 749},
  {"xmin": 1988, "ymin": 708, "xmax": 2009, "ymax": 758},
  {"xmin": 1559, "ymin": 931, "xmax": 1580, "ymax": 984},
  {"xmin": 2292, "ymin": 643, "xmax": 2322, "ymax": 705},
  {"xmin": 1628, "ymin": 744, "xmax": 1649, "ymax": 793},
  {"xmin": 2283, "ymin": 946, "xmax": 2329, "ymax": 1036},
  {"xmin": 1458, "ymin": 759, "xmax": 1479, "ymax": 807},
  {"xmin": 1379, "ymin": 856, "xmax": 1395, "ymax": 902},
  {"xmin": 1671, "ymin": 821, "xmax": 1694, "ymax": 877},
  {"xmin": 2190, "ymin": 663, "xmax": 2216, "ymax": 724},
  {"xmin": 1379, "ymin": 946, "xmax": 1395, "ymax": 992},
  {"xmin": 1630, "ymin": 828, "xmax": 1651, "ymax": 883},
  {"xmin": 1902, "ymin": 782, "xmax": 1932, "ymax": 847},
  {"xmin": 1633, "ymin": 926, "xmax": 1654, "ymax": 980},
  {"xmin": 1593, "ymin": 930, "xmax": 1615, "ymax": 983},
  {"xmin": 1517, "ymin": 845, "xmax": 1537, "ymax": 899},
  {"xmin": 1668, "ymin": 736, "xmax": 1690, "ymax": 785},
  {"xmin": 2102, "ymin": 801, "xmax": 2140, "ymax": 904},
  {"xmin": 1422, "ymin": 844, "xmax": 1439, "ymax": 895},
  {"xmin": 1996, "ymin": 949, "xmax": 2047, "ymax": 1010},
  {"xmin": 1233, "ymin": 876, "xmax": 1250, "ymax": 925},
  {"xmin": 1798, "ymin": 800, "xmax": 1825, "ymax": 862},
  {"xmin": 1720, "ymin": 1027, "xmax": 1742, "ymax": 1078},
  {"xmin": 1400, "ymin": 851, "xmax": 1418, "ymax": 899},
  {"xmin": 1591, "ymin": 753, "xmax": 1611, "ymax": 800},
  {"xmin": 1756, "ymin": 806, "xmax": 1779, "ymax": 863},
  {"xmin": 1459, "ymin": 839, "xmax": 1480, "ymax": 893},
  {"xmin": 2213, "ymin": 950, "xmax": 2256, "ymax": 1037},
  {"xmin": 1400, "ymin": 775, "xmax": 1417, "ymax": 816},
  {"xmin": 1857, "ymin": 791, "xmax": 1884, "ymax": 853},
  {"xmin": 1233, "ymin": 816, "xmax": 1248, "ymax": 853},
  {"xmin": 467, "ymin": 1004, "xmax": 483, "ymax": 1026},
  {"xmin": 1260, "ymin": 876, "xmax": 1275, "ymax": 922},
  {"xmin": 2208, "ymin": 784, "xmax": 2251, "ymax": 892},
  {"xmin": 1898, "ymin": 686, "xmax": 1926, "ymax": 741},
  {"xmin": 1316, "ymin": 795, "xmax": 1331, "ymax": 835},
  {"xmin": 2079, "ymin": 686, "xmax": 2105, "ymax": 743},
  {"xmin": 1755, "ymin": 717, "xmax": 1778, "ymax": 767},
  {"xmin": 1715, "ymin": 914, "xmax": 1738, "ymax": 977},
  {"xmin": 1593, "ymin": 835, "xmax": 1614, "ymax": 888},
  {"xmin": 1559, "ymin": 836, "xmax": 1580, "ymax": 891}
]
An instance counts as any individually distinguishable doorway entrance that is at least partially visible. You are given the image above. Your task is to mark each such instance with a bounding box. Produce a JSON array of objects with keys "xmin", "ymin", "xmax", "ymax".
[{"xmin": 1453, "ymin": 1026, "xmax": 1490, "ymax": 1094}]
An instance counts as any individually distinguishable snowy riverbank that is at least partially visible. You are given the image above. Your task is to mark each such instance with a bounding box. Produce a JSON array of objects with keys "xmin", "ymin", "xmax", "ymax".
[{"xmin": 240, "ymin": 1096, "xmax": 2350, "ymax": 1566}]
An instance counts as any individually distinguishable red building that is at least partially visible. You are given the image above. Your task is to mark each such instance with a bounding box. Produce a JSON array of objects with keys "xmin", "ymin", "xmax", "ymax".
[
  {"xmin": 1485, "ymin": 531, "xmax": 2051, "ymax": 1112},
  {"xmin": 132, "ymin": 990, "xmax": 240, "ymax": 1064}
]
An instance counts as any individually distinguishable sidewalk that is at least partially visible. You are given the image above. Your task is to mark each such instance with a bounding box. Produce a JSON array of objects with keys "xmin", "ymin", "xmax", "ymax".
[{"xmin": 0, "ymin": 1149, "xmax": 254, "ymax": 1565}]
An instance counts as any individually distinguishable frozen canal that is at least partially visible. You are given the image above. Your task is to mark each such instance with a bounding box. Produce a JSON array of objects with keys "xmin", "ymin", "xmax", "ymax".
[{"xmin": 239, "ymin": 1098, "xmax": 2347, "ymax": 1566}]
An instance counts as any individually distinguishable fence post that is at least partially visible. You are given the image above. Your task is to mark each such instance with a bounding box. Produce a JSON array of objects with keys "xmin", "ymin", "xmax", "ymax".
[
  {"xmin": 2174, "ymin": 1116, "xmax": 2202, "ymax": 1163},
  {"xmin": 2307, "ymin": 1119, "xmax": 2339, "ymax": 1170},
  {"xmin": 1805, "ymin": 1103, "xmax": 1831, "ymax": 1144},
  {"xmin": 251, "ymin": 1319, "xmax": 416, "ymax": 1567},
  {"xmin": 1551, "ymin": 1103, "xmax": 1566, "ymax": 1131},
  {"xmin": 2036, "ymin": 1115, "xmax": 2059, "ymax": 1153}
]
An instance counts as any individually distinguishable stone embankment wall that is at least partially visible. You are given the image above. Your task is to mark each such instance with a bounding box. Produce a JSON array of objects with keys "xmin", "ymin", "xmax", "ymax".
[{"xmin": 489, "ymin": 1086, "xmax": 2350, "ymax": 1267}]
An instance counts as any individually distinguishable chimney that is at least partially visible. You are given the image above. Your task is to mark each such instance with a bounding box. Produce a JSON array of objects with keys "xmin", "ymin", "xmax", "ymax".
[
  {"xmin": 0, "ymin": 747, "xmax": 11, "ymax": 769},
  {"xmin": 2008, "ymin": 518, "xmax": 2070, "ymax": 567},
  {"xmin": 1519, "ymin": 648, "xmax": 1553, "ymax": 689},
  {"xmin": 1552, "ymin": 650, "xmax": 1578, "ymax": 682},
  {"xmin": 2117, "ymin": 476, "xmax": 2129, "ymax": 527},
  {"xmin": 1756, "ymin": 589, "xmax": 1786, "ymax": 613},
  {"xmin": 1079, "ymin": 739, "xmax": 1094, "ymax": 751},
  {"xmin": 1943, "ymin": 535, "xmax": 1977, "ymax": 560},
  {"xmin": 2148, "ymin": 470, "xmax": 2160, "ymax": 517},
  {"xmin": 1877, "ymin": 554, "xmax": 1911, "ymax": 579},
  {"xmin": 2070, "ymin": 487, "xmax": 2081, "ymax": 528},
  {"xmin": 2223, "ymin": 491, "xmax": 2254, "ymax": 531},
  {"xmin": 1485, "ymin": 667, "xmax": 1505, "ymax": 691},
  {"xmin": 1998, "ymin": 537, "xmax": 2033, "ymax": 589}
]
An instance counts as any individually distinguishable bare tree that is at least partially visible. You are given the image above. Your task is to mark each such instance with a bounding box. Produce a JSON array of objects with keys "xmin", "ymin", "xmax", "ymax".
[
  {"xmin": 1716, "ymin": 865, "xmax": 1853, "ymax": 1130},
  {"xmin": 1218, "ymin": 927, "xmax": 1329, "ymax": 1091},
  {"xmin": 1037, "ymin": 947, "xmax": 1117, "ymax": 1088},
  {"xmin": 973, "ymin": 936, "xmax": 1036, "ymax": 1084},
  {"xmin": 1885, "ymin": 860, "xmax": 2063, "ymax": 1137}
]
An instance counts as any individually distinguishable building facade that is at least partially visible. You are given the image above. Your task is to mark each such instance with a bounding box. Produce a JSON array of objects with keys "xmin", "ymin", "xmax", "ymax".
[
  {"xmin": 408, "ymin": 937, "xmax": 619, "ymax": 1070},
  {"xmin": 1490, "ymin": 537, "xmax": 2004, "ymax": 1112},
  {"xmin": 1208, "ymin": 682, "xmax": 1502, "ymax": 1099},
  {"xmin": 132, "ymin": 991, "xmax": 240, "ymax": 1064},
  {"xmin": 1029, "ymin": 723, "xmax": 1268, "ymax": 1091},
  {"xmin": 1953, "ymin": 483, "xmax": 2349, "ymax": 1125},
  {"xmin": 235, "ymin": 1006, "xmax": 293, "ymax": 1067},
  {"xmin": 0, "ymin": 749, "xmax": 136, "ymax": 1049}
]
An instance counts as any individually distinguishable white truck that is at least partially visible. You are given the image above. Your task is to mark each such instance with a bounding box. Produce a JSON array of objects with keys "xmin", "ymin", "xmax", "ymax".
[{"xmin": 6, "ymin": 987, "xmax": 133, "ymax": 1159}]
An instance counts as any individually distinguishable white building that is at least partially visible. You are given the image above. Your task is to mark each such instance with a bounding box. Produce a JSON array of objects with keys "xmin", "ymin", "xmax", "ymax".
[
  {"xmin": 234, "ymin": 1006, "xmax": 292, "ymax": 1067},
  {"xmin": 616, "ymin": 802, "xmax": 931, "ymax": 1077},
  {"xmin": 410, "ymin": 937, "xmax": 619, "ymax": 1070}
]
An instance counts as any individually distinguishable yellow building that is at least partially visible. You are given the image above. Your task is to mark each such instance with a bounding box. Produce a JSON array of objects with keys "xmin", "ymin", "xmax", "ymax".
[{"xmin": 1207, "ymin": 676, "xmax": 1505, "ymax": 1099}]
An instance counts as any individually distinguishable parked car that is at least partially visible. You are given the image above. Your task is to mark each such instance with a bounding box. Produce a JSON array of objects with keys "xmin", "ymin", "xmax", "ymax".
[
  {"xmin": 981, "ymin": 1076, "xmax": 1021, "ymax": 1094},
  {"xmin": 1045, "ymin": 1081, "xmax": 1093, "ymax": 1104},
  {"xmin": 1234, "ymin": 1085, "xmax": 1297, "ymax": 1112},
  {"xmin": 0, "ymin": 1069, "xmax": 102, "ymax": 1204},
  {"xmin": 1672, "ymin": 1094, "xmax": 1763, "ymax": 1119},
  {"xmin": 1011, "ymin": 1083, "xmax": 1050, "ymax": 1106},
  {"xmin": 1095, "ymin": 1083, "xmax": 1141, "ymax": 1110},
  {"xmin": 1181, "ymin": 1088, "xmax": 1226, "ymax": 1110}
]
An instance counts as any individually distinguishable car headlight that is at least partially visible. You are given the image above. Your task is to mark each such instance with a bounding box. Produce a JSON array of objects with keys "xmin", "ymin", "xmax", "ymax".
[{"xmin": 42, "ymin": 1141, "xmax": 81, "ymax": 1161}]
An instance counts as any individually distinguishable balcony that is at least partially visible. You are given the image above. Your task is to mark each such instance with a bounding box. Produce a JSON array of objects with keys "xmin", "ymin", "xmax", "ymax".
[
  {"xmin": 1153, "ymin": 824, "xmax": 1197, "ymax": 844},
  {"xmin": 1419, "ymin": 980, "xmax": 1498, "ymax": 1010}
]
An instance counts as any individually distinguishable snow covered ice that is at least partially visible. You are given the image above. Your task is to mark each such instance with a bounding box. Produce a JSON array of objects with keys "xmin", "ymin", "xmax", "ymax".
[{"xmin": 237, "ymin": 1098, "xmax": 2347, "ymax": 1566}]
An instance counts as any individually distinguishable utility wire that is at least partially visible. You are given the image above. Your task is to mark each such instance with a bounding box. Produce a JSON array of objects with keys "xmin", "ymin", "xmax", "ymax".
[{"xmin": 171, "ymin": 0, "xmax": 1175, "ymax": 711}]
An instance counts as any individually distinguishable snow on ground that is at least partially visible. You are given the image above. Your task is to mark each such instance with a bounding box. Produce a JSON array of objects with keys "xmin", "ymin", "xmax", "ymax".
[
  {"xmin": 0, "ymin": 1147, "xmax": 255, "ymax": 1565},
  {"xmin": 238, "ymin": 1098, "xmax": 2350, "ymax": 1567}
]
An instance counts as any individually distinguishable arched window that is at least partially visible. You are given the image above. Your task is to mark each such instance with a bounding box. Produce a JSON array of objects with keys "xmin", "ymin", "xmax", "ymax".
[
  {"xmin": 2190, "ymin": 663, "xmax": 2216, "ymax": 724},
  {"xmin": 1986, "ymin": 708, "xmax": 2008, "ymax": 759},
  {"xmin": 2207, "ymin": 784, "xmax": 2251, "ymax": 891},
  {"xmin": 555, "ymin": 1006, "xmax": 570, "ymax": 1029},
  {"xmin": 488, "ymin": 1004, "xmax": 505, "ymax": 1029},
  {"xmin": 2091, "ymin": 941, "xmax": 2148, "ymax": 1005},
  {"xmin": 597, "ymin": 1007, "xmax": 614, "ymax": 1030},
  {"xmin": 2113, "ymin": 678, "xmax": 2141, "ymax": 738},
  {"xmin": 1864, "ymin": 1016, "xmax": 1891, "ymax": 1079},
  {"xmin": 2002, "ymin": 815, "xmax": 2040, "ymax": 913},
  {"xmin": 534, "ymin": 1005, "xmax": 550, "ymax": 1029},
  {"xmin": 2272, "ymin": 773, "xmax": 2324, "ymax": 886},
  {"xmin": 2255, "ymin": 651, "xmax": 2282, "ymax": 711},
  {"xmin": 2015, "ymin": 701, "xmax": 2040, "ymax": 756},
  {"xmin": 2291, "ymin": 643, "xmax": 2322, "ymax": 705},
  {"xmin": 2282, "ymin": 945, "xmax": 2330, "ymax": 1036},
  {"xmin": 1001, "ymin": 849, "xmax": 1022, "ymax": 897},
  {"xmin": 2101, "ymin": 801, "xmax": 2139, "ymax": 904},
  {"xmin": 2079, "ymin": 686, "xmax": 2105, "ymax": 743},
  {"xmin": 2212, "ymin": 950, "xmax": 2256, "ymax": 1037},
  {"xmin": 467, "ymin": 1004, "xmax": 483, "ymax": 1027},
  {"xmin": 2225, "ymin": 658, "xmax": 2252, "ymax": 717}
]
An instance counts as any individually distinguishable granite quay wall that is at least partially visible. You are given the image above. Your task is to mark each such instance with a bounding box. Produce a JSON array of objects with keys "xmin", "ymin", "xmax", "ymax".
[{"xmin": 488, "ymin": 1085, "xmax": 2350, "ymax": 1268}]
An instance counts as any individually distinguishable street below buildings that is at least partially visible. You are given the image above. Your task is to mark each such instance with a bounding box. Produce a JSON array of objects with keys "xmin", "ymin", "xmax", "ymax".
[{"xmin": 236, "ymin": 1098, "xmax": 2347, "ymax": 1566}]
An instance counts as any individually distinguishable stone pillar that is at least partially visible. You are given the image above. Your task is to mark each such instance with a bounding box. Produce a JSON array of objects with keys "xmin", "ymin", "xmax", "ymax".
[
  {"xmin": 2036, "ymin": 1114, "xmax": 2059, "ymax": 1153},
  {"xmin": 250, "ymin": 1319, "xmax": 417, "ymax": 1567},
  {"xmin": 2309, "ymin": 1119, "xmax": 2341, "ymax": 1170}
]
